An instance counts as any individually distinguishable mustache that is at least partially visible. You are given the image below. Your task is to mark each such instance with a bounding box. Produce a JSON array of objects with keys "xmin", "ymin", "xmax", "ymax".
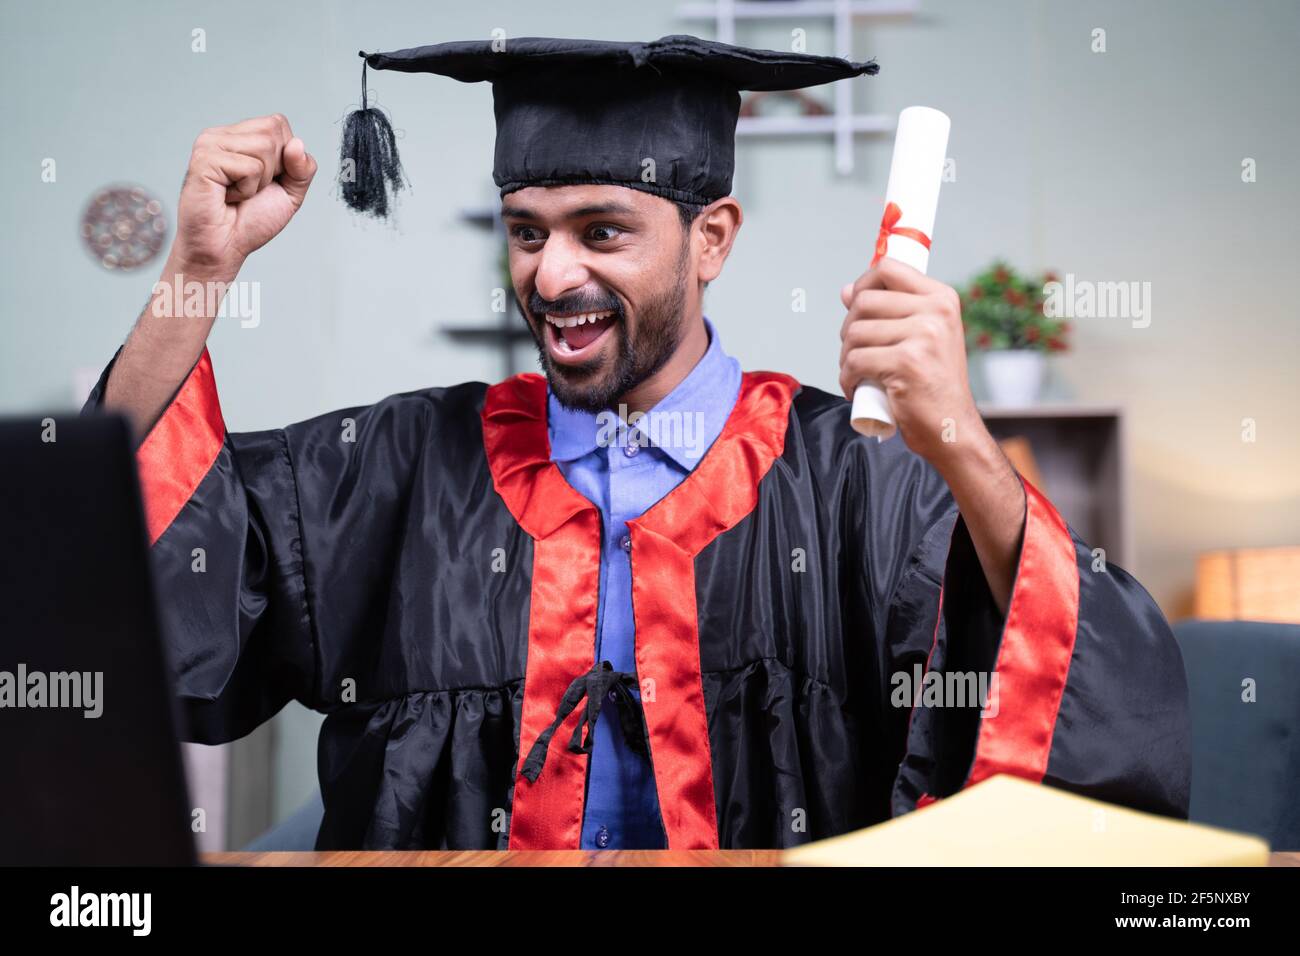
[{"xmin": 527, "ymin": 289, "xmax": 624, "ymax": 320}]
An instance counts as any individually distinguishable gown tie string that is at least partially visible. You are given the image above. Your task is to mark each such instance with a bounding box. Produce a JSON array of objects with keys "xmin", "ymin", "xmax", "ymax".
[{"xmin": 519, "ymin": 661, "xmax": 649, "ymax": 783}]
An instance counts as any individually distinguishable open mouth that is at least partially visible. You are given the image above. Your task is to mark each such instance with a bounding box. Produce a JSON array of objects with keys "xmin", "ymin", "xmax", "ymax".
[{"xmin": 543, "ymin": 309, "xmax": 618, "ymax": 362}]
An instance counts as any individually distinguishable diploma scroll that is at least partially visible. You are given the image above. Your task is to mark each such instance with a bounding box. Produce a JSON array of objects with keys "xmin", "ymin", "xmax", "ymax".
[{"xmin": 850, "ymin": 106, "xmax": 951, "ymax": 439}]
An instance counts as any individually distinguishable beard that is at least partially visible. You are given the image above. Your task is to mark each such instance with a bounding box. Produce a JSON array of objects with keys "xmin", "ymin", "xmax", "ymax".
[{"xmin": 517, "ymin": 236, "xmax": 690, "ymax": 413}]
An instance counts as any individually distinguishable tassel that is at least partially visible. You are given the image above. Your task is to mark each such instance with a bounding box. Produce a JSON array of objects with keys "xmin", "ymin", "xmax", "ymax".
[{"xmin": 338, "ymin": 53, "xmax": 407, "ymax": 218}]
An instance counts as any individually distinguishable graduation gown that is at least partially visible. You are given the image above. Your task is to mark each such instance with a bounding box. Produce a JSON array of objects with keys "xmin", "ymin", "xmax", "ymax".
[{"xmin": 84, "ymin": 348, "xmax": 1191, "ymax": 850}]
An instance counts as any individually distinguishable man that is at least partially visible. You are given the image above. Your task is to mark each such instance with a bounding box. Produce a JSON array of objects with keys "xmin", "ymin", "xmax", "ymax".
[{"xmin": 86, "ymin": 36, "xmax": 1189, "ymax": 850}]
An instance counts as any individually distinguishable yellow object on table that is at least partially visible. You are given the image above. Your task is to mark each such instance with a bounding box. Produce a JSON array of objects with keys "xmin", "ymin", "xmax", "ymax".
[{"xmin": 781, "ymin": 775, "xmax": 1269, "ymax": 867}]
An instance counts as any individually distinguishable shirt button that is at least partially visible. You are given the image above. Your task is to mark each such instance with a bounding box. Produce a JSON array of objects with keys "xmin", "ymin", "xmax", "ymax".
[
  {"xmin": 596, "ymin": 825, "xmax": 611, "ymax": 848},
  {"xmin": 623, "ymin": 440, "xmax": 640, "ymax": 457},
  {"xmin": 619, "ymin": 534, "xmax": 631, "ymax": 552},
  {"xmin": 607, "ymin": 689, "xmax": 617, "ymax": 702}
]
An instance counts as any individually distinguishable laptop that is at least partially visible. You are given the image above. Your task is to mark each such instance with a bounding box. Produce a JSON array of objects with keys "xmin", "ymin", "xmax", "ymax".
[{"xmin": 0, "ymin": 413, "xmax": 197, "ymax": 865}]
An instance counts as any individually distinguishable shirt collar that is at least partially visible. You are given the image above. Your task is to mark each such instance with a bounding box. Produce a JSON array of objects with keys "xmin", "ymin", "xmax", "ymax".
[{"xmin": 547, "ymin": 316, "xmax": 742, "ymax": 472}]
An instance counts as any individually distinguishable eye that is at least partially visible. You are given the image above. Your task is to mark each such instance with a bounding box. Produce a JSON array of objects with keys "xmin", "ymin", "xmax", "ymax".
[
  {"xmin": 510, "ymin": 225, "xmax": 544, "ymax": 244},
  {"xmin": 587, "ymin": 223, "xmax": 624, "ymax": 242}
]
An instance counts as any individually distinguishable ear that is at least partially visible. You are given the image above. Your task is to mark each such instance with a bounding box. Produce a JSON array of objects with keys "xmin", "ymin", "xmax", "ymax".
[{"xmin": 695, "ymin": 196, "xmax": 743, "ymax": 284}]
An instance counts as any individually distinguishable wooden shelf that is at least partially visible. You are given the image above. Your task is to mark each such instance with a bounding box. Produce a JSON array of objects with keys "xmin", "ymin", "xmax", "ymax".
[
  {"xmin": 979, "ymin": 406, "xmax": 1133, "ymax": 570},
  {"xmin": 978, "ymin": 404, "xmax": 1124, "ymax": 420}
]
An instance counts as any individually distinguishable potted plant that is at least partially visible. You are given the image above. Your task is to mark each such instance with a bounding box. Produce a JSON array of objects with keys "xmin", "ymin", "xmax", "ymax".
[{"xmin": 960, "ymin": 261, "xmax": 1070, "ymax": 406}]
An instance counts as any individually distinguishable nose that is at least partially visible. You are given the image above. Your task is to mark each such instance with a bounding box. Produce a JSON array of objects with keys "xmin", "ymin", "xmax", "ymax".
[{"xmin": 532, "ymin": 233, "xmax": 592, "ymax": 305}]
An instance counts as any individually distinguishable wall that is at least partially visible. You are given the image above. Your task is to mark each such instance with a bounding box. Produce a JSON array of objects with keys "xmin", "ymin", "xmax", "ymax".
[{"xmin": 3, "ymin": 0, "xmax": 1296, "ymax": 833}]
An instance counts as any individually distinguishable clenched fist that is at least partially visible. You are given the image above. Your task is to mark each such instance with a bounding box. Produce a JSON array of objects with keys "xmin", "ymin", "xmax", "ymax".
[
  {"xmin": 103, "ymin": 115, "xmax": 318, "ymax": 440},
  {"xmin": 171, "ymin": 113, "xmax": 317, "ymax": 280},
  {"xmin": 838, "ymin": 257, "xmax": 985, "ymax": 469}
]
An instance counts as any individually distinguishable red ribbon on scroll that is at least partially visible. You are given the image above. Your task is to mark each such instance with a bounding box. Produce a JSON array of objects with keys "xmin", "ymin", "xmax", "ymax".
[{"xmin": 870, "ymin": 201, "xmax": 932, "ymax": 267}]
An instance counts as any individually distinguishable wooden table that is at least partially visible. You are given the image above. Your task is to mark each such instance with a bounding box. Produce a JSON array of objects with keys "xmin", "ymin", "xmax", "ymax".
[{"xmin": 204, "ymin": 850, "xmax": 1300, "ymax": 867}]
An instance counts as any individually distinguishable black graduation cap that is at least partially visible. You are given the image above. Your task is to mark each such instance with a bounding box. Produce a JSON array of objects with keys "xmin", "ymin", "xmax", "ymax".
[{"xmin": 338, "ymin": 34, "xmax": 879, "ymax": 219}]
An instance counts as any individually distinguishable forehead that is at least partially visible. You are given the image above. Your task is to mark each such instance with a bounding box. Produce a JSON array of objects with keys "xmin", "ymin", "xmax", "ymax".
[{"xmin": 500, "ymin": 184, "xmax": 668, "ymax": 221}]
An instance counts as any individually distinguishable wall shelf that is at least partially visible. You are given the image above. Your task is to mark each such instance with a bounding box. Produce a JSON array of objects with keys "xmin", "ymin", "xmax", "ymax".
[
  {"xmin": 677, "ymin": 0, "xmax": 917, "ymax": 173},
  {"xmin": 980, "ymin": 405, "xmax": 1134, "ymax": 570}
]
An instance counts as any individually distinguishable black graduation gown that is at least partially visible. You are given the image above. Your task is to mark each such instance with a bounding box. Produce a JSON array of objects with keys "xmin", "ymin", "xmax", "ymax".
[{"xmin": 83, "ymin": 347, "xmax": 1191, "ymax": 850}]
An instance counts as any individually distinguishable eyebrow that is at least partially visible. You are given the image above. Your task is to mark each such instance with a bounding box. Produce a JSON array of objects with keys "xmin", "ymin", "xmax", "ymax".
[{"xmin": 500, "ymin": 201, "xmax": 640, "ymax": 221}]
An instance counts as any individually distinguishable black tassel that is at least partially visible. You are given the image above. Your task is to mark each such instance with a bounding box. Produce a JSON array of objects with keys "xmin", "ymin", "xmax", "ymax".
[{"xmin": 339, "ymin": 53, "xmax": 406, "ymax": 218}]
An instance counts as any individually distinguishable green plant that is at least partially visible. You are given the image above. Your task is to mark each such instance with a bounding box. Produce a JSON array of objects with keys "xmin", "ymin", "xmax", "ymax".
[{"xmin": 959, "ymin": 260, "xmax": 1070, "ymax": 353}]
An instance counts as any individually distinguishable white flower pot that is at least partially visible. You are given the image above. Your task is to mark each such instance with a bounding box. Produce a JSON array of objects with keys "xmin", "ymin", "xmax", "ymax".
[{"xmin": 979, "ymin": 349, "xmax": 1046, "ymax": 406}]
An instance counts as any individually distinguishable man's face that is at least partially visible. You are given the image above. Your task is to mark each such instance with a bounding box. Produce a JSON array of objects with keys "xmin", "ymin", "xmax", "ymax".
[{"xmin": 503, "ymin": 184, "xmax": 692, "ymax": 412}]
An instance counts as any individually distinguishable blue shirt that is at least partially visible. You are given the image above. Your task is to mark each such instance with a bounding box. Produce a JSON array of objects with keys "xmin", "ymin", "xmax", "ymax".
[{"xmin": 547, "ymin": 317, "xmax": 742, "ymax": 849}]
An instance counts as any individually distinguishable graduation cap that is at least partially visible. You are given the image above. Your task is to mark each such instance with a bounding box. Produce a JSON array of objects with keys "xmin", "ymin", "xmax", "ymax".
[{"xmin": 339, "ymin": 34, "xmax": 879, "ymax": 219}]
